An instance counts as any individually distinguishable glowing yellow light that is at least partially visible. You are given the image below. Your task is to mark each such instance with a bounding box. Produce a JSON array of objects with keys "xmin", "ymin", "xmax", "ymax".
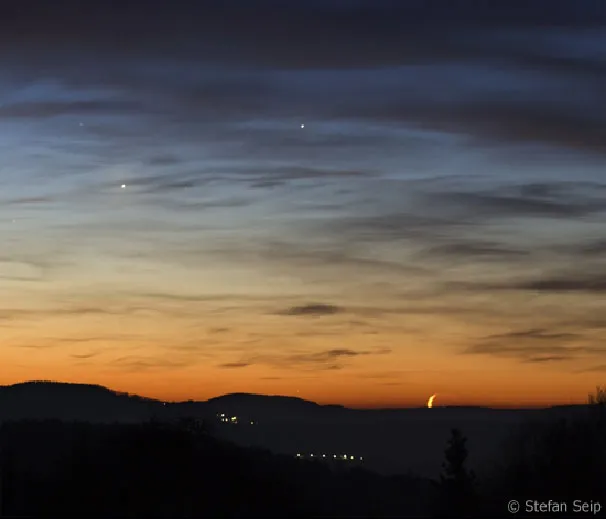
[
  {"xmin": 427, "ymin": 394, "xmax": 437, "ymax": 408},
  {"xmin": 350, "ymin": 456, "xmax": 354, "ymax": 460}
]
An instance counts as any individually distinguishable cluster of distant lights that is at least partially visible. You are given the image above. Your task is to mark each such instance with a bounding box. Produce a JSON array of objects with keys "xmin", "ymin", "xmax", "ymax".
[
  {"xmin": 217, "ymin": 413, "xmax": 256, "ymax": 425},
  {"xmin": 296, "ymin": 453, "xmax": 363, "ymax": 462}
]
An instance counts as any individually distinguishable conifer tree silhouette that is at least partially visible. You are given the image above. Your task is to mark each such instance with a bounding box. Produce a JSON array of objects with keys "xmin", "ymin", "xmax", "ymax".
[{"xmin": 435, "ymin": 428, "xmax": 477, "ymax": 517}]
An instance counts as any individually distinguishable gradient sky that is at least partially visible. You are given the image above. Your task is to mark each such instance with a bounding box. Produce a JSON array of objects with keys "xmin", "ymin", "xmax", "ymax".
[{"xmin": 1, "ymin": 0, "xmax": 605, "ymax": 407}]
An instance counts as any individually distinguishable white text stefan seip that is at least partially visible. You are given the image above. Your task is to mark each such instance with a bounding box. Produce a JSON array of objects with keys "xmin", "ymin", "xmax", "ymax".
[{"xmin": 526, "ymin": 500, "xmax": 602, "ymax": 515}]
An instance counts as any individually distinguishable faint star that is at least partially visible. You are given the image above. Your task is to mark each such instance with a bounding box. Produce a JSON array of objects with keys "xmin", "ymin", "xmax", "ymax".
[
  {"xmin": 300, "ymin": 123, "xmax": 305, "ymax": 129},
  {"xmin": 79, "ymin": 122, "xmax": 84, "ymax": 127}
]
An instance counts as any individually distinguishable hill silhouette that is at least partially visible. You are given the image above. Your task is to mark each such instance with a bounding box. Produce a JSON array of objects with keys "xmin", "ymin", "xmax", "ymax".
[
  {"xmin": 0, "ymin": 381, "xmax": 163, "ymax": 423},
  {"xmin": 206, "ymin": 392, "xmax": 347, "ymax": 419},
  {"xmin": 1, "ymin": 381, "xmax": 605, "ymax": 517},
  {"xmin": 0, "ymin": 380, "xmax": 597, "ymax": 479},
  {"xmin": 0, "ymin": 382, "xmax": 348, "ymax": 424}
]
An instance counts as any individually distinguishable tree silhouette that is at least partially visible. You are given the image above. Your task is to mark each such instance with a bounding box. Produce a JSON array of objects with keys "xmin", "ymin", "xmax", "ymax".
[
  {"xmin": 483, "ymin": 385, "xmax": 606, "ymax": 512},
  {"xmin": 588, "ymin": 385, "xmax": 606, "ymax": 405},
  {"xmin": 587, "ymin": 384, "xmax": 606, "ymax": 491},
  {"xmin": 434, "ymin": 428, "xmax": 477, "ymax": 517}
]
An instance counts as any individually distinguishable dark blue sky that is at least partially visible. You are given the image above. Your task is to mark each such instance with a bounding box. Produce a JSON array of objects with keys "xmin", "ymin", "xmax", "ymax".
[{"xmin": 1, "ymin": 0, "xmax": 605, "ymax": 405}]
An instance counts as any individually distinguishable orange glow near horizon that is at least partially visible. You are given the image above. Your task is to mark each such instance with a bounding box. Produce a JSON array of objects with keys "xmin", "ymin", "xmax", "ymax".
[
  {"xmin": 0, "ymin": 285, "xmax": 601, "ymax": 409},
  {"xmin": 0, "ymin": 339, "xmax": 598, "ymax": 409}
]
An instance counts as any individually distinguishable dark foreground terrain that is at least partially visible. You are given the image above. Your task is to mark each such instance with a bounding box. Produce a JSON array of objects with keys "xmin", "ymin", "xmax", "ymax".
[{"xmin": 0, "ymin": 382, "xmax": 605, "ymax": 517}]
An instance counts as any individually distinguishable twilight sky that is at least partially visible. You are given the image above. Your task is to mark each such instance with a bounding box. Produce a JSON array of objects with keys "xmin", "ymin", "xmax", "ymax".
[{"xmin": 1, "ymin": 0, "xmax": 605, "ymax": 407}]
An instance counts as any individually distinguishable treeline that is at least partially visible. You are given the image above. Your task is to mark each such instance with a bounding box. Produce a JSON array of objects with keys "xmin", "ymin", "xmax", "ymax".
[
  {"xmin": 0, "ymin": 391, "xmax": 605, "ymax": 518},
  {"xmin": 434, "ymin": 415, "xmax": 606, "ymax": 517}
]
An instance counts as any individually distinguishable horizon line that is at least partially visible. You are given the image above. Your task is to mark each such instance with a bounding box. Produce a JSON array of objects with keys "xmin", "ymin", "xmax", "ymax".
[{"xmin": 0, "ymin": 379, "xmax": 591, "ymax": 411}]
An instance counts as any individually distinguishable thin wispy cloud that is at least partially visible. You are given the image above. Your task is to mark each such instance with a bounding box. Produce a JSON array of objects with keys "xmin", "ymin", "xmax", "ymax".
[
  {"xmin": 219, "ymin": 348, "xmax": 390, "ymax": 371},
  {"xmin": 108, "ymin": 356, "xmax": 195, "ymax": 372},
  {"xmin": 70, "ymin": 352, "xmax": 100, "ymax": 360},
  {"xmin": 464, "ymin": 327, "xmax": 606, "ymax": 363},
  {"xmin": 487, "ymin": 274, "xmax": 606, "ymax": 294},
  {"xmin": 281, "ymin": 304, "xmax": 343, "ymax": 317}
]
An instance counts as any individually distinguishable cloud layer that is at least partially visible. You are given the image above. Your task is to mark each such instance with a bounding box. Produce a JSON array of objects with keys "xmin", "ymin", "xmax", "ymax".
[{"xmin": 0, "ymin": 0, "xmax": 605, "ymax": 404}]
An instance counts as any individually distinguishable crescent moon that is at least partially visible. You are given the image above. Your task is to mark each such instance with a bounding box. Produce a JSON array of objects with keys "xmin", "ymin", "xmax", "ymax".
[{"xmin": 427, "ymin": 394, "xmax": 437, "ymax": 408}]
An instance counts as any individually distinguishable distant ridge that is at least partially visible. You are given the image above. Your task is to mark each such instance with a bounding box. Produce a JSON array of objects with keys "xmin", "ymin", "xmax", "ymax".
[
  {"xmin": 0, "ymin": 380, "xmax": 596, "ymax": 479},
  {"xmin": 208, "ymin": 392, "xmax": 320, "ymax": 406},
  {"xmin": 0, "ymin": 381, "xmax": 163, "ymax": 423},
  {"xmin": 0, "ymin": 381, "xmax": 350, "ymax": 423},
  {"xmin": 0, "ymin": 381, "xmax": 589, "ymax": 421},
  {"xmin": 2, "ymin": 380, "xmax": 146, "ymax": 396}
]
